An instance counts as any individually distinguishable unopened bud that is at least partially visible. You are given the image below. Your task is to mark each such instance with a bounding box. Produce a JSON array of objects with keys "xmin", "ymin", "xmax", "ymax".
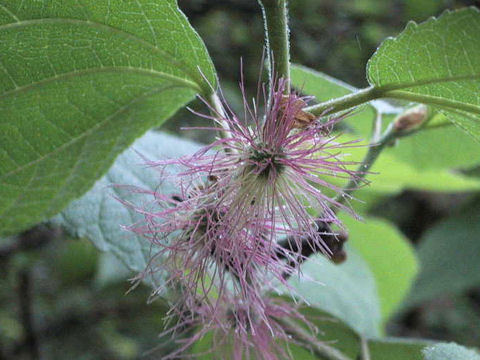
[{"xmin": 393, "ymin": 105, "xmax": 428, "ymax": 131}]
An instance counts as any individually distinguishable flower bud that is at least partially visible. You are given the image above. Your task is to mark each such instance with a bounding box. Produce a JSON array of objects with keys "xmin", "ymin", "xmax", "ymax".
[{"xmin": 393, "ymin": 105, "xmax": 428, "ymax": 132}]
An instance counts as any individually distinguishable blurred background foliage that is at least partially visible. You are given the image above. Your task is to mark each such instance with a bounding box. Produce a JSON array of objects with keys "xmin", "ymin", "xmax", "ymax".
[{"xmin": 2, "ymin": 0, "xmax": 480, "ymax": 358}]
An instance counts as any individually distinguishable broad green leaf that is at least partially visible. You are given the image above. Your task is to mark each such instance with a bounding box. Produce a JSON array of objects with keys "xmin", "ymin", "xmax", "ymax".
[
  {"xmin": 423, "ymin": 343, "xmax": 480, "ymax": 360},
  {"xmin": 53, "ymin": 131, "xmax": 201, "ymax": 281},
  {"xmin": 341, "ymin": 215, "xmax": 418, "ymax": 322},
  {"xmin": 406, "ymin": 201, "xmax": 480, "ymax": 307},
  {"xmin": 287, "ymin": 246, "xmax": 382, "ymax": 337},
  {"xmin": 291, "ymin": 64, "xmax": 378, "ymax": 135},
  {"xmin": 0, "ymin": 0, "xmax": 216, "ymax": 236},
  {"xmin": 367, "ymin": 7, "xmax": 480, "ymax": 140},
  {"xmin": 369, "ymin": 338, "xmax": 426, "ymax": 360}
]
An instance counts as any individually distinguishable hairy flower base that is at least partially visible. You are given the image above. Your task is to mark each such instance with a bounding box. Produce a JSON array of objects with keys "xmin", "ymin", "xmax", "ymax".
[{"xmin": 161, "ymin": 297, "xmax": 313, "ymax": 360}]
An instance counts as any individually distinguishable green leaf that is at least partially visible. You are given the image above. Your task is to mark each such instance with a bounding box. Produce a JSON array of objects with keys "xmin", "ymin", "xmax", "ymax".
[
  {"xmin": 367, "ymin": 7, "xmax": 480, "ymax": 140},
  {"xmin": 406, "ymin": 201, "xmax": 480, "ymax": 307},
  {"xmin": 291, "ymin": 64, "xmax": 378, "ymax": 135},
  {"xmin": 287, "ymin": 246, "xmax": 382, "ymax": 337},
  {"xmin": 341, "ymin": 215, "xmax": 418, "ymax": 322},
  {"xmin": 0, "ymin": 0, "xmax": 216, "ymax": 236},
  {"xmin": 53, "ymin": 131, "xmax": 201, "ymax": 281},
  {"xmin": 387, "ymin": 113, "xmax": 480, "ymax": 170},
  {"xmin": 323, "ymin": 135, "xmax": 480, "ymax": 208},
  {"xmin": 423, "ymin": 343, "xmax": 480, "ymax": 360}
]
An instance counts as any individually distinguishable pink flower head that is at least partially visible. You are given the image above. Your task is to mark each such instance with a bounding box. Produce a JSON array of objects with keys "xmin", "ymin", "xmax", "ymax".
[
  {"xmin": 161, "ymin": 293, "xmax": 313, "ymax": 360},
  {"xmin": 183, "ymin": 76, "xmax": 361, "ymax": 262},
  {"xmin": 121, "ymin": 174, "xmax": 289, "ymax": 316},
  {"xmin": 120, "ymin": 73, "xmax": 363, "ymax": 359},
  {"xmin": 122, "ymin": 74, "xmax": 361, "ymax": 314}
]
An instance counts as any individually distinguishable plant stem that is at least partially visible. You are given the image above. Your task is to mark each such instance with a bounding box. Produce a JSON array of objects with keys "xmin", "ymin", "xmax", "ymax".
[
  {"xmin": 210, "ymin": 92, "xmax": 231, "ymax": 142},
  {"xmin": 306, "ymin": 87, "xmax": 382, "ymax": 116},
  {"xmin": 279, "ymin": 318, "xmax": 353, "ymax": 360},
  {"xmin": 360, "ymin": 337, "xmax": 371, "ymax": 360},
  {"xmin": 306, "ymin": 86, "xmax": 480, "ymax": 118},
  {"xmin": 335, "ymin": 122, "xmax": 398, "ymax": 207},
  {"xmin": 259, "ymin": 0, "xmax": 291, "ymax": 92},
  {"xmin": 18, "ymin": 268, "xmax": 40, "ymax": 360}
]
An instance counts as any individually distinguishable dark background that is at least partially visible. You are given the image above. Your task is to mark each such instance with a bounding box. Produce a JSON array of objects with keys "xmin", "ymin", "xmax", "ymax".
[{"xmin": 1, "ymin": 0, "xmax": 479, "ymax": 359}]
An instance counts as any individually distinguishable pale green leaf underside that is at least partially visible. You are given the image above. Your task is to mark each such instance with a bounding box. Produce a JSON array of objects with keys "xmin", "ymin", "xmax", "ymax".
[
  {"xmin": 367, "ymin": 7, "xmax": 480, "ymax": 140},
  {"xmin": 53, "ymin": 131, "xmax": 201, "ymax": 281},
  {"xmin": 287, "ymin": 247, "xmax": 382, "ymax": 337},
  {"xmin": 0, "ymin": 0, "xmax": 216, "ymax": 236},
  {"xmin": 423, "ymin": 343, "xmax": 480, "ymax": 360}
]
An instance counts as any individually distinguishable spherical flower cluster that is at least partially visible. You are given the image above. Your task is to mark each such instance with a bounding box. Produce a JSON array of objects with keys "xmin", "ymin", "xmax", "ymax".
[{"xmin": 123, "ymin": 76, "xmax": 361, "ymax": 359}]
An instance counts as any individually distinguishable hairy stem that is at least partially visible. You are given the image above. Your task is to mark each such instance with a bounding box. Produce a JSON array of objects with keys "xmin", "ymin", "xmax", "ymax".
[
  {"xmin": 306, "ymin": 87, "xmax": 382, "ymax": 116},
  {"xmin": 210, "ymin": 92, "xmax": 231, "ymax": 141},
  {"xmin": 306, "ymin": 86, "xmax": 480, "ymax": 118},
  {"xmin": 279, "ymin": 318, "xmax": 353, "ymax": 360},
  {"xmin": 259, "ymin": 0, "xmax": 291, "ymax": 92}
]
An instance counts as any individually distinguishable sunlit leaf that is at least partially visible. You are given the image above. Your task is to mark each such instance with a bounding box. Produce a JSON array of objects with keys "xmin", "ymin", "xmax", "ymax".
[
  {"xmin": 0, "ymin": 0, "xmax": 216, "ymax": 236},
  {"xmin": 341, "ymin": 215, "xmax": 418, "ymax": 322},
  {"xmin": 368, "ymin": 8, "xmax": 480, "ymax": 140}
]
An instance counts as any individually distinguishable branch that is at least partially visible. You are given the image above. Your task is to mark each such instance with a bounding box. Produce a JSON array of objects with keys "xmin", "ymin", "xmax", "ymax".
[
  {"xmin": 18, "ymin": 269, "xmax": 40, "ymax": 360},
  {"xmin": 306, "ymin": 87, "xmax": 382, "ymax": 116},
  {"xmin": 336, "ymin": 106, "xmax": 429, "ymax": 207},
  {"xmin": 359, "ymin": 336, "xmax": 371, "ymax": 360},
  {"xmin": 306, "ymin": 85, "xmax": 480, "ymax": 119},
  {"xmin": 258, "ymin": 0, "xmax": 291, "ymax": 91}
]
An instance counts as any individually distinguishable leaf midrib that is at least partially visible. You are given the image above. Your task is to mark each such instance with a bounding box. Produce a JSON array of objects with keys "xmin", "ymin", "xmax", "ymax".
[
  {"xmin": 0, "ymin": 66, "xmax": 200, "ymax": 101},
  {"xmin": 371, "ymin": 73, "xmax": 480, "ymax": 93},
  {"xmin": 0, "ymin": 83, "xmax": 191, "ymax": 181},
  {"xmin": 0, "ymin": 17, "xmax": 206, "ymax": 93}
]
